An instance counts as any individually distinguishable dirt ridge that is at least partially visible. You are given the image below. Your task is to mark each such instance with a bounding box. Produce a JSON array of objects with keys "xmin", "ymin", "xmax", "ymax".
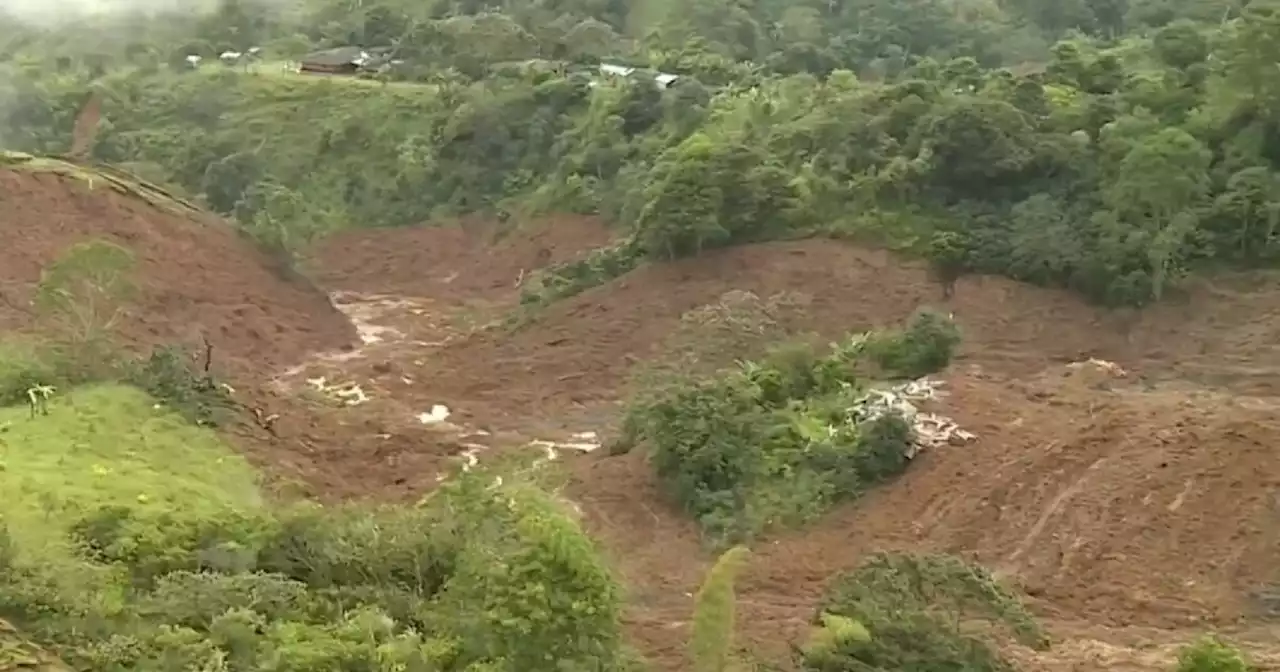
[{"xmin": 0, "ymin": 166, "xmax": 356, "ymax": 374}]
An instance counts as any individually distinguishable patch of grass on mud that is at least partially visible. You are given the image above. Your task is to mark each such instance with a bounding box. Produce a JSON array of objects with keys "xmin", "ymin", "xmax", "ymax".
[{"xmin": 0, "ymin": 384, "xmax": 262, "ymax": 565}]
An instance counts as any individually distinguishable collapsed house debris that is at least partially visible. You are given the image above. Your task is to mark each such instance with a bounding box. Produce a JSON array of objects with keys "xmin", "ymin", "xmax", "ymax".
[{"xmin": 849, "ymin": 378, "xmax": 975, "ymax": 459}]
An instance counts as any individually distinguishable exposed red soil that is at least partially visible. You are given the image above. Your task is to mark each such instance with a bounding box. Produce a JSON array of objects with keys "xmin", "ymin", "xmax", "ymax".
[
  {"xmin": 316, "ymin": 239, "xmax": 1280, "ymax": 435},
  {"xmin": 8, "ymin": 165, "xmax": 1277, "ymax": 671},
  {"xmin": 303, "ymin": 229, "xmax": 1280, "ymax": 670},
  {"xmin": 308, "ymin": 213, "xmax": 615, "ymax": 301},
  {"xmin": 0, "ymin": 168, "xmax": 356, "ymax": 374},
  {"xmin": 0, "ymin": 167, "xmax": 398, "ymax": 497},
  {"xmin": 575, "ymin": 369, "xmax": 1280, "ymax": 669},
  {"xmin": 258, "ymin": 215, "xmax": 620, "ymax": 499}
]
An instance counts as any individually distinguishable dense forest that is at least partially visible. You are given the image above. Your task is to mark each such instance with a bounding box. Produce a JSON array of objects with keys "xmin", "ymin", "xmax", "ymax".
[
  {"xmin": 2, "ymin": 0, "xmax": 1278, "ymax": 308},
  {"xmin": 0, "ymin": 0, "xmax": 1272, "ymax": 669}
]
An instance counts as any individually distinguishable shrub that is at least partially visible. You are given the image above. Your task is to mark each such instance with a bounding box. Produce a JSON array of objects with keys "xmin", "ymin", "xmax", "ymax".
[
  {"xmin": 1175, "ymin": 636, "xmax": 1249, "ymax": 672},
  {"xmin": 818, "ymin": 553, "xmax": 1047, "ymax": 649},
  {"xmin": 255, "ymin": 503, "xmax": 458, "ymax": 597},
  {"xmin": 122, "ymin": 344, "xmax": 236, "ymax": 427},
  {"xmin": 33, "ymin": 239, "xmax": 136, "ymax": 383},
  {"xmin": 801, "ymin": 553, "xmax": 1046, "ymax": 672},
  {"xmin": 139, "ymin": 571, "xmax": 315, "ymax": 629},
  {"xmin": 0, "ymin": 339, "xmax": 61, "ymax": 407},
  {"xmin": 850, "ymin": 413, "xmax": 914, "ymax": 483},
  {"xmin": 6, "ymin": 472, "xmax": 628, "ymax": 671},
  {"xmin": 627, "ymin": 318, "xmax": 949, "ymax": 543},
  {"xmin": 691, "ymin": 546, "xmax": 750, "ymax": 672},
  {"xmin": 864, "ymin": 309, "xmax": 961, "ymax": 379},
  {"xmin": 432, "ymin": 477, "xmax": 622, "ymax": 671},
  {"xmin": 69, "ymin": 505, "xmax": 271, "ymax": 585}
]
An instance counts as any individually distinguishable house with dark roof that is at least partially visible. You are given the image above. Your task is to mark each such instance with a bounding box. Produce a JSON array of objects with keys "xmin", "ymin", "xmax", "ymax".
[{"xmin": 299, "ymin": 46, "xmax": 374, "ymax": 75}]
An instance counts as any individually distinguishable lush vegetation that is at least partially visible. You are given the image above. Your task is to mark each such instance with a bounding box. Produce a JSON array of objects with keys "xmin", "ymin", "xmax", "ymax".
[
  {"xmin": 0, "ymin": 455, "xmax": 626, "ymax": 670},
  {"xmin": 3, "ymin": 0, "xmax": 1280, "ymax": 307},
  {"xmin": 801, "ymin": 552, "xmax": 1048, "ymax": 671},
  {"xmin": 618, "ymin": 309, "xmax": 960, "ymax": 543},
  {"xmin": 0, "ymin": 239, "xmax": 629, "ymax": 670}
]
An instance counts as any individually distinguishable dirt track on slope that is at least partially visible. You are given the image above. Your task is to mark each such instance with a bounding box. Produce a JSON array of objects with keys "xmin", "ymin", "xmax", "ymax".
[{"xmin": 303, "ymin": 229, "xmax": 1280, "ymax": 670}]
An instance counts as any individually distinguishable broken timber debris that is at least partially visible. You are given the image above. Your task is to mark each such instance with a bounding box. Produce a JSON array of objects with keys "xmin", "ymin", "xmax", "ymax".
[{"xmin": 849, "ymin": 377, "xmax": 975, "ymax": 460}]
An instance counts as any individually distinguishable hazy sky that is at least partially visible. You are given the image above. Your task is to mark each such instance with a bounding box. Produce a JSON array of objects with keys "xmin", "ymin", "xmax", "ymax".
[{"xmin": 3, "ymin": 0, "xmax": 226, "ymax": 23}]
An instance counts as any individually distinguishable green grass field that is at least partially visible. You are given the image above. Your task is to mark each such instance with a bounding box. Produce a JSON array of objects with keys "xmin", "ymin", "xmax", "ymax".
[{"xmin": 0, "ymin": 384, "xmax": 263, "ymax": 567}]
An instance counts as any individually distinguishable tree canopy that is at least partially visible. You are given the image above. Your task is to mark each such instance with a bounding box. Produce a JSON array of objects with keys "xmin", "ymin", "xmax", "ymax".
[{"xmin": 2, "ymin": 0, "xmax": 1278, "ymax": 306}]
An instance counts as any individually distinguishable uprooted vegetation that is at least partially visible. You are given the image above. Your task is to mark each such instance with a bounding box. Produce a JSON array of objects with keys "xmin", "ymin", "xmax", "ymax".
[{"xmin": 617, "ymin": 308, "xmax": 964, "ymax": 542}]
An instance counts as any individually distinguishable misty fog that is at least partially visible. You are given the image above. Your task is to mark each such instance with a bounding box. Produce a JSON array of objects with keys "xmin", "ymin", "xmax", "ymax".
[{"xmin": 2, "ymin": 0, "xmax": 227, "ymax": 25}]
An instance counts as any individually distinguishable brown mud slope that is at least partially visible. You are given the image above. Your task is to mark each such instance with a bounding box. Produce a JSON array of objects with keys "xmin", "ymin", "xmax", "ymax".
[
  {"xmin": 575, "ymin": 368, "xmax": 1280, "ymax": 670},
  {"xmin": 0, "ymin": 168, "xmax": 355, "ymax": 373},
  {"xmin": 308, "ymin": 213, "xmax": 614, "ymax": 301},
  {"xmin": 392, "ymin": 239, "xmax": 1280, "ymax": 432},
  {"xmin": 255, "ymin": 215, "xmax": 616, "ymax": 499},
  {"xmin": 303, "ymin": 231, "xmax": 1280, "ymax": 668}
]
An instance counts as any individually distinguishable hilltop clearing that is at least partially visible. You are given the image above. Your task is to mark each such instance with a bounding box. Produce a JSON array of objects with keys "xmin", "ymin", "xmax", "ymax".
[{"xmin": 0, "ymin": 158, "xmax": 355, "ymax": 374}]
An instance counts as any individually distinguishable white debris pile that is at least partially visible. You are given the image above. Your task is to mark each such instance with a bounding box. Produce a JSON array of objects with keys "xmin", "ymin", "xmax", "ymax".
[
  {"xmin": 848, "ymin": 378, "xmax": 974, "ymax": 458},
  {"xmin": 418, "ymin": 404, "xmax": 451, "ymax": 425},
  {"xmin": 527, "ymin": 431, "xmax": 602, "ymax": 465},
  {"xmin": 305, "ymin": 376, "xmax": 369, "ymax": 406},
  {"xmin": 1066, "ymin": 358, "xmax": 1127, "ymax": 377}
]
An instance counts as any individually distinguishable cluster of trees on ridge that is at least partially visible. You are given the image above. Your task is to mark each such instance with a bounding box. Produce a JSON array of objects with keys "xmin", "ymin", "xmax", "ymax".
[{"xmin": 0, "ymin": 0, "xmax": 1278, "ymax": 308}]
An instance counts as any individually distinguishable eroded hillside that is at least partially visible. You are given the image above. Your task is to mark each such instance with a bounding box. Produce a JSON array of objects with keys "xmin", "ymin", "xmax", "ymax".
[
  {"xmin": 4, "ymin": 0, "xmax": 1280, "ymax": 666},
  {"xmin": 297, "ymin": 221, "xmax": 1280, "ymax": 670},
  {"xmin": 0, "ymin": 158, "xmax": 355, "ymax": 373}
]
